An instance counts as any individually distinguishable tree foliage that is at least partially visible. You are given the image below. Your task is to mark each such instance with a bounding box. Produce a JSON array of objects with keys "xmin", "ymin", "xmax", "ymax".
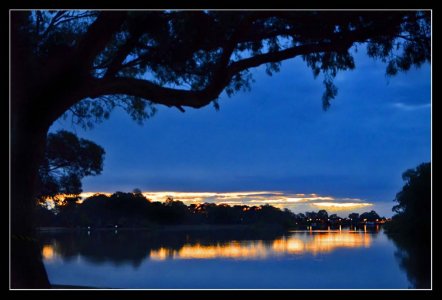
[
  {"xmin": 386, "ymin": 162, "xmax": 431, "ymax": 235},
  {"xmin": 348, "ymin": 213, "xmax": 360, "ymax": 221},
  {"xmin": 37, "ymin": 130, "xmax": 105, "ymax": 205},
  {"xmin": 385, "ymin": 162, "xmax": 431, "ymax": 288},
  {"xmin": 317, "ymin": 209, "xmax": 328, "ymax": 220},
  {"xmin": 393, "ymin": 162, "xmax": 431, "ymax": 218},
  {"xmin": 13, "ymin": 10, "xmax": 430, "ymax": 129},
  {"xmin": 359, "ymin": 210, "xmax": 381, "ymax": 222}
]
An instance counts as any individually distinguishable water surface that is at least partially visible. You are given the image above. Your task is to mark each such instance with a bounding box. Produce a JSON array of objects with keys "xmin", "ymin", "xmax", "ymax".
[{"xmin": 40, "ymin": 227, "xmax": 411, "ymax": 289}]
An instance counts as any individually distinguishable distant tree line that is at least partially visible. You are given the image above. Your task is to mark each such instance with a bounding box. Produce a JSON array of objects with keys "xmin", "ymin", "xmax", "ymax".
[
  {"xmin": 302, "ymin": 209, "xmax": 384, "ymax": 226},
  {"xmin": 36, "ymin": 191, "xmax": 385, "ymax": 229}
]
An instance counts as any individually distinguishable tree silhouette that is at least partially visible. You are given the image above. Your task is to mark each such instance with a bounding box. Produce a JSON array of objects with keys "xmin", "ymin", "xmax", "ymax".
[
  {"xmin": 348, "ymin": 213, "xmax": 360, "ymax": 223},
  {"xmin": 37, "ymin": 130, "xmax": 105, "ymax": 207},
  {"xmin": 317, "ymin": 209, "xmax": 328, "ymax": 222},
  {"xmin": 359, "ymin": 210, "xmax": 380, "ymax": 222},
  {"xmin": 11, "ymin": 10, "xmax": 430, "ymax": 287},
  {"xmin": 13, "ymin": 129, "xmax": 105, "ymax": 287},
  {"xmin": 385, "ymin": 162, "xmax": 431, "ymax": 288},
  {"xmin": 392, "ymin": 162, "xmax": 431, "ymax": 227},
  {"xmin": 39, "ymin": 192, "xmax": 302, "ymax": 229}
]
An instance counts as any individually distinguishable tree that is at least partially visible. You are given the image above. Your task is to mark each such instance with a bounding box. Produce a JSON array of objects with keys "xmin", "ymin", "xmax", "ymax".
[
  {"xmin": 305, "ymin": 211, "xmax": 318, "ymax": 221},
  {"xmin": 13, "ymin": 129, "xmax": 104, "ymax": 287},
  {"xmin": 348, "ymin": 213, "xmax": 360, "ymax": 222},
  {"xmin": 329, "ymin": 214, "xmax": 339, "ymax": 221},
  {"xmin": 37, "ymin": 130, "xmax": 105, "ymax": 207},
  {"xmin": 359, "ymin": 210, "xmax": 380, "ymax": 222},
  {"xmin": 132, "ymin": 188, "xmax": 143, "ymax": 195},
  {"xmin": 385, "ymin": 162, "xmax": 431, "ymax": 288},
  {"xmin": 11, "ymin": 10, "xmax": 430, "ymax": 288},
  {"xmin": 386, "ymin": 162, "xmax": 431, "ymax": 240},
  {"xmin": 296, "ymin": 213, "xmax": 306, "ymax": 223},
  {"xmin": 317, "ymin": 209, "xmax": 328, "ymax": 222},
  {"xmin": 392, "ymin": 162, "xmax": 431, "ymax": 226},
  {"xmin": 35, "ymin": 130, "xmax": 105, "ymax": 226}
]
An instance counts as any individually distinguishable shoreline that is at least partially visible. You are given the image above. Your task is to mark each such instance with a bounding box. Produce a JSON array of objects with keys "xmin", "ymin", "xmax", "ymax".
[{"xmin": 37, "ymin": 224, "xmax": 288, "ymax": 232}]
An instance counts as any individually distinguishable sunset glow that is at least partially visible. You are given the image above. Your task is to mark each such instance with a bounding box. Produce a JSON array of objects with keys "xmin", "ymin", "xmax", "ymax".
[
  {"xmin": 61, "ymin": 191, "xmax": 376, "ymax": 214},
  {"xmin": 312, "ymin": 202, "xmax": 373, "ymax": 211}
]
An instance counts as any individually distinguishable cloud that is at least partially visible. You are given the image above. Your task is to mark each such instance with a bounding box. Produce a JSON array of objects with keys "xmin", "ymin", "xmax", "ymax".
[{"xmin": 391, "ymin": 102, "xmax": 431, "ymax": 111}]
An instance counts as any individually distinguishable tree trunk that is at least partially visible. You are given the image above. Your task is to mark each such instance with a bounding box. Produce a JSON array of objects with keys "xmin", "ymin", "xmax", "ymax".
[
  {"xmin": 10, "ymin": 11, "xmax": 100, "ymax": 288},
  {"xmin": 10, "ymin": 12, "xmax": 53, "ymax": 288},
  {"xmin": 10, "ymin": 129, "xmax": 51, "ymax": 288},
  {"xmin": 11, "ymin": 111, "xmax": 51, "ymax": 288}
]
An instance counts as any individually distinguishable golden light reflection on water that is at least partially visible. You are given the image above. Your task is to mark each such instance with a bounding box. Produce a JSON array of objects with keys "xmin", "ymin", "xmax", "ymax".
[
  {"xmin": 149, "ymin": 231, "xmax": 372, "ymax": 260},
  {"xmin": 272, "ymin": 232, "xmax": 372, "ymax": 255},
  {"xmin": 150, "ymin": 241, "xmax": 268, "ymax": 260},
  {"xmin": 41, "ymin": 231, "xmax": 373, "ymax": 262},
  {"xmin": 42, "ymin": 244, "xmax": 55, "ymax": 260}
]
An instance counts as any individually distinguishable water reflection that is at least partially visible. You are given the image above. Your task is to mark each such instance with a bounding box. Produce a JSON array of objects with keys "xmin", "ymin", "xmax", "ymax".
[
  {"xmin": 42, "ymin": 244, "xmax": 55, "ymax": 260},
  {"xmin": 40, "ymin": 227, "xmax": 416, "ymax": 288},
  {"xmin": 40, "ymin": 228, "xmax": 375, "ymax": 263},
  {"xmin": 274, "ymin": 232, "xmax": 371, "ymax": 255},
  {"xmin": 150, "ymin": 241, "xmax": 267, "ymax": 260},
  {"xmin": 386, "ymin": 232, "xmax": 431, "ymax": 288},
  {"xmin": 146, "ymin": 232, "xmax": 372, "ymax": 260}
]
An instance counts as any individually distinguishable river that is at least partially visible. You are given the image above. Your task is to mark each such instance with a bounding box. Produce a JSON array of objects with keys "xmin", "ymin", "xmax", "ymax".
[{"xmin": 39, "ymin": 226, "xmax": 414, "ymax": 289}]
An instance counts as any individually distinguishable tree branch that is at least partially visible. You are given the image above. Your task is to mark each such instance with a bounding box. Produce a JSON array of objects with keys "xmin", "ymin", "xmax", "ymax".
[
  {"xmin": 105, "ymin": 30, "xmax": 144, "ymax": 78},
  {"xmin": 52, "ymin": 12, "xmax": 97, "ymax": 27},
  {"xmin": 116, "ymin": 13, "xmax": 387, "ymax": 74},
  {"xmin": 74, "ymin": 11, "xmax": 127, "ymax": 70},
  {"xmin": 40, "ymin": 11, "xmax": 67, "ymax": 40},
  {"xmin": 86, "ymin": 33, "xmax": 358, "ymax": 111},
  {"xmin": 47, "ymin": 163, "xmax": 70, "ymax": 173},
  {"xmin": 229, "ymin": 41, "xmax": 349, "ymax": 75},
  {"xmin": 89, "ymin": 78, "xmax": 212, "ymax": 109},
  {"xmin": 35, "ymin": 11, "xmax": 43, "ymax": 36},
  {"xmin": 82, "ymin": 12, "xmax": 414, "ymax": 111}
]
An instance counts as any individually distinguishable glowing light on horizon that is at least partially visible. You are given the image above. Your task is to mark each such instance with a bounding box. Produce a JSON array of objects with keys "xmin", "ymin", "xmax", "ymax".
[
  {"xmin": 43, "ymin": 190, "xmax": 376, "ymax": 213},
  {"xmin": 312, "ymin": 202, "xmax": 373, "ymax": 211},
  {"xmin": 80, "ymin": 192, "xmax": 112, "ymax": 198}
]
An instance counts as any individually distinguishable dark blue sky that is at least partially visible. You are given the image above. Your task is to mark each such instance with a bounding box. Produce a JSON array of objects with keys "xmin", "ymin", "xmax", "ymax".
[{"xmin": 51, "ymin": 48, "xmax": 431, "ymax": 217}]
